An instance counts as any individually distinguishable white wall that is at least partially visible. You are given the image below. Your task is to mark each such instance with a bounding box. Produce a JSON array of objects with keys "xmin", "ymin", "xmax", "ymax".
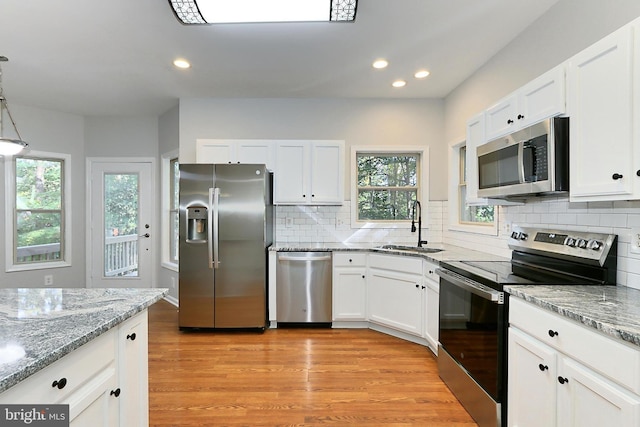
[
  {"xmin": 178, "ymin": 98, "xmax": 447, "ymax": 199},
  {"xmin": 0, "ymin": 104, "xmax": 86, "ymax": 288},
  {"xmin": 85, "ymin": 116, "xmax": 159, "ymax": 157}
]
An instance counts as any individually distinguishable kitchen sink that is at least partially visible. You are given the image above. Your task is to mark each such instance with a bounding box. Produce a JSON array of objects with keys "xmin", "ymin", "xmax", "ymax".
[{"xmin": 375, "ymin": 244, "xmax": 443, "ymax": 254}]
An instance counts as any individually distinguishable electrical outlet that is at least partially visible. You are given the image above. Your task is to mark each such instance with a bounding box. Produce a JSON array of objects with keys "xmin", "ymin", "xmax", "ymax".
[
  {"xmin": 630, "ymin": 228, "xmax": 640, "ymax": 255},
  {"xmin": 336, "ymin": 218, "xmax": 345, "ymax": 227},
  {"xmin": 285, "ymin": 217, "xmax": 294, "ymax": 228},
  {"xmin": 44, "ymin": 275, "xmax": 53, "ymax": 286}
]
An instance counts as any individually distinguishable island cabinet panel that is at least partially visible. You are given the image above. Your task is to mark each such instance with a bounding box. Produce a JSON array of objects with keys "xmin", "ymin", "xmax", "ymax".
[
  {"xmin": 0, "ymin": 309, "xmax": 151, "ymax": 427},
  {"xmin": 508, "ymin": 298, "xmax": 640, "ymax": 427}
]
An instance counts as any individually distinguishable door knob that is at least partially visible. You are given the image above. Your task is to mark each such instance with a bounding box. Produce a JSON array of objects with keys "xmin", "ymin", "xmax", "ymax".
[{"xmin": 139, "ymin": 233, "xmax": 150, "ymax": 238}]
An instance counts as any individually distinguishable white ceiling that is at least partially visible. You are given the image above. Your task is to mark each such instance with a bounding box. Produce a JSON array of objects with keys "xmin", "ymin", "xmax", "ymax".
[{"xmin": 0, "ymin": 0, "xmax": 559, "ymax": 116}]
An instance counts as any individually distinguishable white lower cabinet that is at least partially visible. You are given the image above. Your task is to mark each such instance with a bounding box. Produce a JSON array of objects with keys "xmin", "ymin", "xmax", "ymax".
[
  {"xmin": 367, "ymin": 254, "xmax": 423, "ymax": 337},
  {"xmin": 508, "ymin": 298, "xmax": 640, "ymax": 427},
  {"xmin": 332, "ymin": 253, "xmax": 367, "ymax": 321},
  {"xmin": 423, "ymin": 260, "xmax": 439, "ymax": 354},
  {"xmin": 0, "ymin": 310, "xmax": 150, "ymax": 427}
]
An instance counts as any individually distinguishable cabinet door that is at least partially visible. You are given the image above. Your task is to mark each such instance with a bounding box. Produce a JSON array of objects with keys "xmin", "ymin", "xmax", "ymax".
[
  {"xmin": 237, "ymin": 141, "xmax": 275, "ymax": 171},
  {"xmin": 424, "ymin": 282, "xmax": 439, "ymax": 354},
  {"xmin": 274, "ymin": 142, "xmax": 309, "ymax": 204},
  {"xmin": 519, "ymin": 65, "xmax": 566, "ymax": 127},
  {"xmin": 196, "ymin": 139, "xmax": 236, "ymax": 164},
  {"xmin": 69, "ymin": 367, "xmax": 119, "ymax": 427},
  {"xmin": 508, "ymin": 327, "xmax": 557, "ymax": 427},
  {"xmin": 310, "ymin": 141, "xmax": 344, "ymax": 204},
  {"xmin": 333, "ymin": 267, "xmax": 366, "ymax": 320},
  {"xmin": 465, "ymin": 112, "xmax": 490, "ymax": 205},
  {"xmin": 485, "ymin": 94, "xmax": 518, "ymax": 140},
  {"xmin": 368, "ymin": 269, "xmax": 423, "ymax": 336},
  {"xmin": 118, "ymin": 311, "xmax": 149, "ymax": 427},
  {"xmin": 567, "ymin": 25, "xmax": 635, "ymax": 200},
  {"xmin": 557, "ymin": 356, "xmax": 640, "ymax": 427}
]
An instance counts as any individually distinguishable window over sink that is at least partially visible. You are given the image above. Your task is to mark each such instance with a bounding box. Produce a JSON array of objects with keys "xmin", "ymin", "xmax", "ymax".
[{"xmin": 351, "ymin": 146, "xmax": 428, "ymax": 227}]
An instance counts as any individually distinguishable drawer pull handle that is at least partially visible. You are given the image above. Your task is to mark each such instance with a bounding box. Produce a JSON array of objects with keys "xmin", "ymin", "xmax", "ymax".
[
  {"xmin": 52, "ymin": 378, "xmax": 67, "ymax": 389},
  {"xmin": 538, "ymin": 364, "xmax": 548, "ymax": 371},
  {"xmin": 548, "ymin": 330, "xmax": 558, "ymax": 337},
  {"xmin": 110, "ymin": 388, "xmax": 121, "ymax": 397},
  {"xmin": 127, "ymin": 333, "xmax": 137, "ymax": 341},
  {"xmin": 558, "ymin": 376, "xmax": 569, "ymax": 385}
]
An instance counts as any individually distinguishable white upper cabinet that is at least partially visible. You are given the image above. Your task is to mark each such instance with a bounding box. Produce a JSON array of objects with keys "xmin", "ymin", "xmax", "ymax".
[
  {"xmin": 567, "ymin": 23, "xmax": 637, "ymax": 201},
  {"xmin": 274, "ymin": 140, "xmax": 344, "ymax": 205},
  {"xmin": 485, "ymin": 65, "xmax": 566, "ymax": 141},
  {"xmin": 196, "ymin": 139, "xmax": 275, "ymax": 170},
  {"xmin": 465, "ymin": 112, "xmax": 490, "ymax": 205}
]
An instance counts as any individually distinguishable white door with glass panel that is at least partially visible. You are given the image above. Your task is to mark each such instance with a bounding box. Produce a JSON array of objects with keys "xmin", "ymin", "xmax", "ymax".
[{"xmin": 89, "ymin": 160, "xmax": 153, "ymax": 288}]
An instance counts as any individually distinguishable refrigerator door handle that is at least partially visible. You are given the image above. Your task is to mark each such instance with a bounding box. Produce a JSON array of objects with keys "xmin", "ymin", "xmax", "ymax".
[
  {"xmin": 207, "ymin": 188, "xmax": 214, "ymax": 269},
  {"xmin": 211, "ymin": 187, "xmax": 221, "ymax": 269}
]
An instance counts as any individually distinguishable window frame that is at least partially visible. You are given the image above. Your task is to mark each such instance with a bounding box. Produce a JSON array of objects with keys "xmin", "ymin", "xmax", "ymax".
[
  {"xmin": 350, "ymin": 145, "xmax": 429, "ymax": 229},
  {"xmin": 5, "ymin": 150, "xmax": 72, "ymax": 272},
  {"xmin": 448, "ymin": 140, "xmax": 498, "ymax": 236},
  {"xmin": 161, "ymin": 150, "xmax": 179, "ymax": 271}
]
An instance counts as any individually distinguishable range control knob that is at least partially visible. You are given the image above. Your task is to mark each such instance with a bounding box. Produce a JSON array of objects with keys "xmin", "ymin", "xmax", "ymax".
[
  {"xmin": 565, "ymin": 237, "xmax": 576, "ymax": 247},
  {"xmin": 519, "ymin": 232, "xmax": 528, "ymax": 241},
  {"xmin": 577, "ymin": 239, "xmax": 588, "ymax": 249},
  {"xmin": 587, "ymin": 240, "xmax": 603, "ymax": 251},
  {"xmin": 510, "ymin": 231, "xmax": 519, "ymax": 240}
]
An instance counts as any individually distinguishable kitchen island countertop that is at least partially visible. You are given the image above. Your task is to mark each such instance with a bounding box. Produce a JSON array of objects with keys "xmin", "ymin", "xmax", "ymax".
[
  {"xmin": 506, "ymin": 285, "xmax": 640, "ymax": 348},
  {"xmin": 0, "ymin": 287, "xmax": 167, "ymax": 393}
]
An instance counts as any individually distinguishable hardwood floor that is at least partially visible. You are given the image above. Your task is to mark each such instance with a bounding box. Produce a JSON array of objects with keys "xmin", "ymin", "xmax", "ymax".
[{"xmin": 148, "ymin": 300, "xmax": 478, "ymax": 426}]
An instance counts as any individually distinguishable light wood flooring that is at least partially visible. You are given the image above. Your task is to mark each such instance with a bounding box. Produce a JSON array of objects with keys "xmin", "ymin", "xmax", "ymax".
[{"xmin": 148, "ymin": 300, "xmax": 478, "ymax": 426}]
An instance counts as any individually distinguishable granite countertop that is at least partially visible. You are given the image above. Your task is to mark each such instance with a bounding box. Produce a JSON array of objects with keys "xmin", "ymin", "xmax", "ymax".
[
  {"xmin": 0, "ymin": 287, "xmax": 168, "ymax": 393},
  {"xmin": 270, "ymin": 242, "xmax": 509, "ymax": 264},
  {"xmin": 506, "ymin": 285, "xmax": 640, "ymax": 348}
]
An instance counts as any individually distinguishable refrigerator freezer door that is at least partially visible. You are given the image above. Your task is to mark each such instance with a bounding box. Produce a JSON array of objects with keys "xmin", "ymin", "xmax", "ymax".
[
  {"xmin": 179, "ymin": 164, "xmax": 215, "ymax": 328},
  {"xmin": 214, "ymin": 164, "xmax": 269, "ymax": 328}
]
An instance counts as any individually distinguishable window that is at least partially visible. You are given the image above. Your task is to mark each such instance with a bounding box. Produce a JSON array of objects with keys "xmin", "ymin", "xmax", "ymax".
[
  {"xmin": 5, "ymin": 151, "xmax": 72, "ymax": 271},
  {"xmin": 170, "ymin": 158, "xmax": 179, "ymax": 264},
  {"xmin": 161, "ymin": 151, "xmax": 179, "ymax": 270},
  {"xmin": 351, "ymin": 147, "xmax": 428, "ymax": 227},
  {"xmin": 458, "ymin": 146, "xmax": 495, "ymax": 225}
]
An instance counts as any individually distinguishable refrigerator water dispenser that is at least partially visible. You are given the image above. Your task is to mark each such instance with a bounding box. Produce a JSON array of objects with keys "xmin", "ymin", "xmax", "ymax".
[{"xmin": 186, "ymin": 206, "xmax": 208, "ymax": 242}]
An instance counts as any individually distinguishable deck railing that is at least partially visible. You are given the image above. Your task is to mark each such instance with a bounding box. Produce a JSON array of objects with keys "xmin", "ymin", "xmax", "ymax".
[{"xmin": 16, "ymin": 234, "xmax": 139, "ymax": 277}]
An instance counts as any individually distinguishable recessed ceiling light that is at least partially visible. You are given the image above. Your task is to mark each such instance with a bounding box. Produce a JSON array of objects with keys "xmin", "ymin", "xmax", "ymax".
[
  {"xmin": 392, "ymin": 80, "xmax": 406, "ymax": 88},
  {"xmin": 414, "ymin": 70, "xmax": 430, "ymax": 79},
  {"xmin": 372, "ymin": 59, "xmax": 389, "ymax": 69},
  {"xmin": 173, "ymin": 59, "xmax": 191, "ymax": 69}
]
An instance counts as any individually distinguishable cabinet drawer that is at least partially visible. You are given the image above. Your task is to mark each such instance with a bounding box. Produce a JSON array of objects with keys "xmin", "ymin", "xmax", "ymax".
[
  {"xmin": 369, "ymin": 254, "xmax": 422, "ymax": 274},
  {"xmin": 423, "ymin": 260, "xmax": 439, "ymax": 284},
  {"xmin": 0, "ymin": 329, "xmax": 116, "ymax": 404},
  {"xmin": 333, "ymin": 252, "xmax": 367, "ymax": 267},
  {"xmin": 509, "ymin": 297, "xmax": 640, "ymax": 393}
]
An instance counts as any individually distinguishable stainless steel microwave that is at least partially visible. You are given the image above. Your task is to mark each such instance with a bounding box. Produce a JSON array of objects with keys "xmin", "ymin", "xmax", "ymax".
[{"xmin": 477, "ymin": 117, "xmax": 569, "ymax": 198}]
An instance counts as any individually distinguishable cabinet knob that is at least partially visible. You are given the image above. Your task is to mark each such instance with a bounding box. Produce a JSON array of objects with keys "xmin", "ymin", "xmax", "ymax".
[
  {"xmin": 612, "ymin": 173, "xmax": 624, "ymax": 180},
  {"xmin": 538, "ymin": 364, "xmax": 549, "ymax": 371},
  {"xmin": 127, "ymin": 333, "xmax": 137, "ymax": 341},
  {"xmin": 51, "ymin": 378, "xmax": 67, "ymax": 389},
  {"xmin": 548, "ymin": 329, "xmax": 559, "ymax": 337},
  {"xmin": 429, "ymin": 270, "xmax": 434, "ymax": 274},
  {"xmin": 421, "ymin": 285, "xmax": 426, "ymax": 289},
  {"xmin": 362, "ymin": 275, "xmax": 365, "ymax": 279},
  {"xmin": 349, "ymin": 259, "xmax": 352, "ymax": 263},
  {"xmin": 312, "ymin": 194, "xmax": 315, "ymax": 197},
  {"xmin": 557, "ymin": 376, "xmax": 569, "ymax": 385},
  {"xmin": 110, "ymin": 388, "xmax": 121, "ymax": 397},
  {"xmin": 302, "ymin": 194, "xmax": 306, "ymax": 198},
  {"xmin": 517, "ymin": 114, "xmax": 525, "ymax": 120},
  {"xmin": 415, "ymin": 284, "xmax": 419, "ymax": 288},
  {"xmin": 507, "ymin": 119, "xmax": 514, "ymax": 124}
]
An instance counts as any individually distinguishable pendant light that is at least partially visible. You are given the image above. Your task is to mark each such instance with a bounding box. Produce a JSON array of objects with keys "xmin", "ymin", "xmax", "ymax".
[{"xmin": 0, "ymin": 56, "xmax": 28, "ymax": 156}]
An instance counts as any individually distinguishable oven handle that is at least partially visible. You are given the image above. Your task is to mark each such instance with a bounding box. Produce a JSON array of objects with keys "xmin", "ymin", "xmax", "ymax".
[{"xmin": 435, "ymin": 268, "xmax": 504, "ymax": 304}]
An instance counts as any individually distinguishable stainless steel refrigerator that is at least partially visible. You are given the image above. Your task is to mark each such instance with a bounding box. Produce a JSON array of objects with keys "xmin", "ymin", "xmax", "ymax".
[{"xmin": 178, "ymin": 163, "xmax": 273, "ymax": 330}]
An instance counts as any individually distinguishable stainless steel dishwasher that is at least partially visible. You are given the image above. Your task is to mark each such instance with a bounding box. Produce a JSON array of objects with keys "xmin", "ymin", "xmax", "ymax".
[{"xmin": 276, "ymin": 252, "xmax": 332, "ymax": 325}]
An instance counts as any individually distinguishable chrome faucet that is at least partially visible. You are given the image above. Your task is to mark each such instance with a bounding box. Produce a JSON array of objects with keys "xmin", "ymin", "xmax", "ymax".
[{"xmin": 411, "ymin": 200, "xmax": 428, "ymax": 247}]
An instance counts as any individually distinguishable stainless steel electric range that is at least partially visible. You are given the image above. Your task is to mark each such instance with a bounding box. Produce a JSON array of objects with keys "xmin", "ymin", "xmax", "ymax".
[{"xmin": 436, "ymin": 226, "xmax": 618, "ymax": 427}]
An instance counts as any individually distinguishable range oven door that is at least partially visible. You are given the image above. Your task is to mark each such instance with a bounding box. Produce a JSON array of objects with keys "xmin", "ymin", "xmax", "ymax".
[{"xmin": 436, "ymin": 267, "xmax": 506, "ymax": 402}]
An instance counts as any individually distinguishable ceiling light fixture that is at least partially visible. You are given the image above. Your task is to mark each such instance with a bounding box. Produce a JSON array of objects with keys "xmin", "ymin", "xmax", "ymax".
[
  {"xmin": 372, "ymin": 59, "xmax": 389, "ymax": 69},
  {"xmin": 0, "ymin": 57, "xmax": 28, "ymax": 157},
  {"xmin": 392, "ymin": 80, "xmax": 406, "ymax": 88},
  {"xmin": 173, "ymin": 59, "xmax": 191, "ymax": 69},
  {"xmin": 414, "ymin": 70, "xmax": 430, "ymax": 79},
  {"xmin": 169, "ymin": 0, "xmax": 357, "ymax": 24}
]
